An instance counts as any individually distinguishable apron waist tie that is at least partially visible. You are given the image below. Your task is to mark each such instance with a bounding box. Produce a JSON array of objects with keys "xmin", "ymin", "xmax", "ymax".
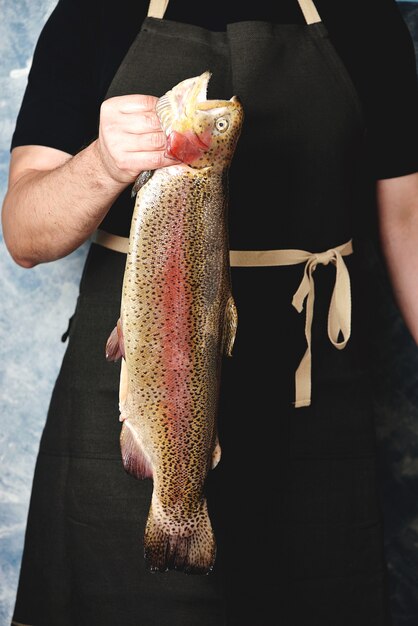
[{"xmin": 92, "ymin": 229, "xmax": 353, "ymax": 408}]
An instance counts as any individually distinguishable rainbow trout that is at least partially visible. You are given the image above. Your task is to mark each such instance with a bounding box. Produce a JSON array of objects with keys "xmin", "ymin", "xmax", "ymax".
[{"xmin": 106, "ymin": 72, "xmax": 243, "ymax": 574}]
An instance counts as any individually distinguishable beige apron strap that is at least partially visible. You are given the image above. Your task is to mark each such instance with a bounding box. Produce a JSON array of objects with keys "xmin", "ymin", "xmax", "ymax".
[
  {"xmin": 94, "ymin": 229, "xmax": 129, "ymax": 254},
  {"xmin": 297, "ymin": 0, "xmax": 322, "ymax": 25},
  {"xmin": 147, "ymin": 0, "xmax": 169, "ymax": 19},
  {"xmin": 148, "ymin": 0, "xmax": 320, "ymax": 24}
]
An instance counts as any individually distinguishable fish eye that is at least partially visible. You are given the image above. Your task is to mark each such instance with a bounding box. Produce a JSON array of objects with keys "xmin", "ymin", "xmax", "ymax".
[{"xmin": 215, "ymin": 117, "xmax": 229, "ymax": 132}]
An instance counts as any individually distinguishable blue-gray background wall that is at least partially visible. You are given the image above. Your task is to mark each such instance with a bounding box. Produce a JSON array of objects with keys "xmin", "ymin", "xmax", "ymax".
[
  {"xmin": 0, "ymin": 2, "xmax": 417, "ymax": 625},
  {"xmin": 0, "ymin": 2, "xmax": 89, "ymax": 622}
]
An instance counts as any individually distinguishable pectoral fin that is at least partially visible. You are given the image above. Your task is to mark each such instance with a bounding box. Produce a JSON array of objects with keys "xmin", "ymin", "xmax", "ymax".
[
  {"xmin": 132, "ymin": 170, "xmax": 154, "ymax": 197},
  {"xmin": 222, "ymin": 295, "xmax": 238, "ymax": 357}
]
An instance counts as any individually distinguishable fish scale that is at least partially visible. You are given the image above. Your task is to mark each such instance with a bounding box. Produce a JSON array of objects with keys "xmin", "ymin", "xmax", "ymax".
[{"xmin": 106, "ymin": 71, "xmax": 243, "ymax": 574}]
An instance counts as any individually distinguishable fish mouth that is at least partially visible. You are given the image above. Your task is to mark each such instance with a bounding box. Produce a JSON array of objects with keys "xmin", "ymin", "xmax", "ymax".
[
  {"xmin": 156, "ymin": 72, "xmax": 213, "ymax": 164},
  {"xmin": 183, "ymin": 71, "xmax": 211, "ymax": 119},
  {"xmin": 156, "ymin": 71, "xmax": 211, "ymax": 136}
]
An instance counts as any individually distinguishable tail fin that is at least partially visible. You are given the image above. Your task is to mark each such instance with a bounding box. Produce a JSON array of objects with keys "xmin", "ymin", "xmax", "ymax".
[{"xmin": 144, "ymin": 499, "xmax": 216, "ymax": 575}]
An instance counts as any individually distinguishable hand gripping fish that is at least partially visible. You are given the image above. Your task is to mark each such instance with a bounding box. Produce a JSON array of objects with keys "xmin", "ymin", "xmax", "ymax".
[{"xmin": 105, "ymin": 72, "xmax": 243, "ymax": 574}]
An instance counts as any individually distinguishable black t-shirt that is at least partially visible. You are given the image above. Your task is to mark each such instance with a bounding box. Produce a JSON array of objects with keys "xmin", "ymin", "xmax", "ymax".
[{"xmin": 11, "ymin": 0, "xmax": 418, "ymax": 183}]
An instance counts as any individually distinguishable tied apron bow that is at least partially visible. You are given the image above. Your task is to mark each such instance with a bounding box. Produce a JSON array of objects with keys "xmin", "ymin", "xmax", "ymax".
[
  {"xmin": 289, "ymin": 242, "xmax": 352, "ymax": 407},
  {"xmin": 92, "ymin": 229, "xmax": 353, "ymax": 408}
]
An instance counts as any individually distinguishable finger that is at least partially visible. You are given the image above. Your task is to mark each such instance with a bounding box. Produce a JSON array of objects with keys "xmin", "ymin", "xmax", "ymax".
[
  {"xmin": 112, "ymin": 131, "xmax": 167, "ymax": 153},
  {"xmin": 120, "ymin": 112, "xmax": 163, "ymax": 134},
  {"xmin": 122, "ymin": 151, "xmax": 181, "ymax": 172},
  {"xmin": 116, "ymin": 94, "xmax": 159, "ymax": 114}
]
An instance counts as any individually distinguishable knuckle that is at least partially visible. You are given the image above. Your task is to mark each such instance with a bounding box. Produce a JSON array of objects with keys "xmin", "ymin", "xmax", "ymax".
[
  {"xmin": 142, "ymin": 94, "xmax": 158, "ymax": 110},
  {"xmin": 105, "ymin": 95, "xmax": 124, "ymax": 108},
  {"xmin": 150, "ymin": 132, "xmax": 165, "ymax": 149},
  {"xmin": 150, "ymin": 152, "xmax": 165, "ymax": 168},
  {"xmin": 143, "ymin": 113, "xmax": 161, "ymax": 130},
  {"xmin": 100, "ymin": 99, "xmax": 113, "ymax": 118},
  {"xmin": 101, "ymin": 121, "xmax": 115, "ymax": 136}
]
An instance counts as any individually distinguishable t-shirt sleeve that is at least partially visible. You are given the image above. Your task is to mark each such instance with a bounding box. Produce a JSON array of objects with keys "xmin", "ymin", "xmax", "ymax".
[
  {"xmin": 10, "ymin": 0, "xmax": 101, "ymax": 155},
  {"xmin": 365, "ymin": 1, "xmax": 418, "ymax": 180},
  {"xmin": 322, "ymin": 0, "xmax": 418, "ymax": 180}
]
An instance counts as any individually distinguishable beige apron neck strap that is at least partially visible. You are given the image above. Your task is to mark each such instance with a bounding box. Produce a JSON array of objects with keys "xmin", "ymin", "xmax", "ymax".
[
  {"xmin": 147, "ymin": 0, "xmax": 169, "ymax": 18},
  {"xmin": 147, "ymin": 0, "xmax": 321, "ymax": 24},
  {"xmin": 297, "ymin": 0, "xmax": 322, "ymax": 24}
]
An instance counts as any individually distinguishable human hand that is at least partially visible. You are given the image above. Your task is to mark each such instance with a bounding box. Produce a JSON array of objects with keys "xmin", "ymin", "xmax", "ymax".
[{"xmin": 94, "ymin": 94, "xmax": 178, "ymax": 185}]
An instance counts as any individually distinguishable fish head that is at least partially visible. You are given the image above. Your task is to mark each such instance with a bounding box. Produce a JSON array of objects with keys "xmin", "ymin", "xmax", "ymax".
[{"xmin": 156, "ymin": 71, "xmax": 244, "ymax": 170}]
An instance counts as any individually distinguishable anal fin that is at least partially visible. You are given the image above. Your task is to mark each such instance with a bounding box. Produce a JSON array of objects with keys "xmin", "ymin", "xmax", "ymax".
[
  {"xmin": 119, "ymin": 357, "xmax": 129, "ymax": 415},
  {"xmin": 105, "ymin": 317, "xmax": 125, "ymax": 361},
  {"xmin": 120, "ymin": 420, "xmax": 153, "ymax": 480}
]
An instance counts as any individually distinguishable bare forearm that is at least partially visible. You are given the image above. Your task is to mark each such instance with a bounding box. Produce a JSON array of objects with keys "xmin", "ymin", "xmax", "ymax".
[
  {"xmin": 2, "ymin": 94, "xmax": 176, "ymax": 268},
  {"xmin": 2, "ymin": 141, "xmax": 125, "ymax": 267},
  {"xmin": 378, "ymin": 175, "xmax": 418, "ymax": 345}
]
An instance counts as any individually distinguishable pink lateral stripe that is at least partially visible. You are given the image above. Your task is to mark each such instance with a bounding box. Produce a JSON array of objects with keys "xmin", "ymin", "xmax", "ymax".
[{"xmin": 160, "ymin": 210, "xmax": 193, "ymax": 437}]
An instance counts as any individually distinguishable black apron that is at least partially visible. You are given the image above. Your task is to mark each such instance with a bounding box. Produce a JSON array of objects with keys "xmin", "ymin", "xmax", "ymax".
[{"xmin": 11, "ymin": 1, "xmax": 392, "ymax": 624}]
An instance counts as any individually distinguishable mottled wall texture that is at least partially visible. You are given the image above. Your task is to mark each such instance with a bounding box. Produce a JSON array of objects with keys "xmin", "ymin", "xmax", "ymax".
[
  {"xmin": 0, "ymin": 3, "xmax": 89, "ymax": 623},
  {"xmin": 0, "ymin": 2, "xmax": 417, "ymax": 625}
]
